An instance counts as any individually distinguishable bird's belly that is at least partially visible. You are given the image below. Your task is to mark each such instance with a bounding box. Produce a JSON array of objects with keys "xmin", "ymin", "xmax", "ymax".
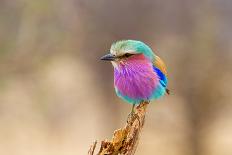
[{"xmin": 114, "ymin": 71, "xmax": 160, "ymax": 104}]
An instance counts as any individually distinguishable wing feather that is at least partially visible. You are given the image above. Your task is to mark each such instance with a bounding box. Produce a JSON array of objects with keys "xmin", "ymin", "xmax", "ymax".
[
  {"xmin": 153, "ymin": 55, "xmax": 168, "ymax": 76},
  {"xmin": 153, "ymin": 55, "xmax": 170, "ymax": 94}
]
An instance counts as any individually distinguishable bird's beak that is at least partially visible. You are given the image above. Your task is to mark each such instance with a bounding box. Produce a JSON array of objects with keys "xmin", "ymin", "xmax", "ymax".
[{"xmin": 100, "ymin": 53, "xmax": 116, "ymax": 61}]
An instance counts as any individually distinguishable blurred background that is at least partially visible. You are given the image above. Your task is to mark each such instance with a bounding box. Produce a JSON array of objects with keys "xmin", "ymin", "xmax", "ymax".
[{"xmin": 0, "ymin": 0, "xmax": 232, "ymax": 155}]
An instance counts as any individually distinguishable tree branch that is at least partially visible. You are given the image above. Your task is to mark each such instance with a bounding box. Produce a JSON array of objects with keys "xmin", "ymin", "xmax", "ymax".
[{"xmin": 88, "ymin": 101, "xmax": 149, "ymax": 155}]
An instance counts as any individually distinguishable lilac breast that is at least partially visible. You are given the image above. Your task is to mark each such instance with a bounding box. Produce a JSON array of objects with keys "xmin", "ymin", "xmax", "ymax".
[{"xmin": 114, "ymin": 56, "xmax": 159, "ymax": 100}]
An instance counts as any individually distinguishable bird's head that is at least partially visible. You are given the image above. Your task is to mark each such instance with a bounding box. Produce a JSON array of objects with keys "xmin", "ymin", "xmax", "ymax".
[{"xmin": 101, "ymin": 40, "xmax": 155, "ymax": 68}]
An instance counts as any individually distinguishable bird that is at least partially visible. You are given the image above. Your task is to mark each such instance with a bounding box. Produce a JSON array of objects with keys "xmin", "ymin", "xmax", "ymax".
[{"xmin": 101, "ymin": 40, "xmax": 169, "ymax": 113}]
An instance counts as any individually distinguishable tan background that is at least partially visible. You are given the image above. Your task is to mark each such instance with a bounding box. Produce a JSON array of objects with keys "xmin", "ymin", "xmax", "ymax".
[{"xmin": 0, "ymin": 0, "xmax": 232, "ymax": 155}]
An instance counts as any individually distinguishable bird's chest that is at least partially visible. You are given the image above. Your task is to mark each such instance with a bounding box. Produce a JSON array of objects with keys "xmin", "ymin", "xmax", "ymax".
[{"xmin": 114, "ymin": 63, "xmax": 159, "ymax": 100}]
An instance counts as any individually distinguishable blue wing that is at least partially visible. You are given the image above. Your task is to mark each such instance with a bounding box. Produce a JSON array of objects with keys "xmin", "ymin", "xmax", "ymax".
[
  {"xmin": 152, "ymin": 55, "xmax": 170, "ymax": 94},
  {"xmin": 153, "ymin": 66, "xmax": 168, "ymax": 88}
]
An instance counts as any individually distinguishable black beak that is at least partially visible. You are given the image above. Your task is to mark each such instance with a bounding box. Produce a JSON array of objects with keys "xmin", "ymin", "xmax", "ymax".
[{"xmin": 100, "ymin": 53, "xmax": 116, "ymax": 61}]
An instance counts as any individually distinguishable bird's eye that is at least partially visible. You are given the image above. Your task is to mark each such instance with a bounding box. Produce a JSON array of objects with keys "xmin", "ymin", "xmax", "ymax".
[{"xmin": 124, "ymin": 53, "xmax": 132, "ymax": 57}]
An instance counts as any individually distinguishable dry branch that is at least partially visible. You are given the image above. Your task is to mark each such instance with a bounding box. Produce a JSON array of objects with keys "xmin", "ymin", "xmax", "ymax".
[{"xmin": 88, "ymin": 101, "xmax": 149, "ymax": 155}]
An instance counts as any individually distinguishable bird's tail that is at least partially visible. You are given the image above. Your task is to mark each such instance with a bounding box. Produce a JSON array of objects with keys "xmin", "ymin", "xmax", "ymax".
[{"xmin": 166, "ymin": 88, "xmax": 170, "ymax": 95}]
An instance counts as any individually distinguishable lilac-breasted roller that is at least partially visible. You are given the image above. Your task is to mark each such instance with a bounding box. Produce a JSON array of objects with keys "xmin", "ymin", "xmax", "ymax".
[{"xmin": 101, "ymin": 40, "xmax": 169, "ymax": 110}]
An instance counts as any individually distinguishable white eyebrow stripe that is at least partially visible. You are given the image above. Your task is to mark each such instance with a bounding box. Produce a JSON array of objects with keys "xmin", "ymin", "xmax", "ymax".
[
  {"xmin": 110, "ymin": 50, "xmax": 138, "ymax": 57},
  {"xmin": 125, "ymin": 50, "xmax": 138, "ymax": 54}
]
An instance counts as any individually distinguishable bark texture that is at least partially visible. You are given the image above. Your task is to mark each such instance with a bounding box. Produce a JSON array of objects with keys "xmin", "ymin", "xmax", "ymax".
[{"xmin": 88, "ymin": 101, "xmax": 149, "ymax": 155}]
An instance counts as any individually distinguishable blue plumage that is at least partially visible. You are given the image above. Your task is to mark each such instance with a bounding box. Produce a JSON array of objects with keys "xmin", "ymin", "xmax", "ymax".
[{"xmin": 153, "ymin": 66, "xmax": 168, "ymax": 88}]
